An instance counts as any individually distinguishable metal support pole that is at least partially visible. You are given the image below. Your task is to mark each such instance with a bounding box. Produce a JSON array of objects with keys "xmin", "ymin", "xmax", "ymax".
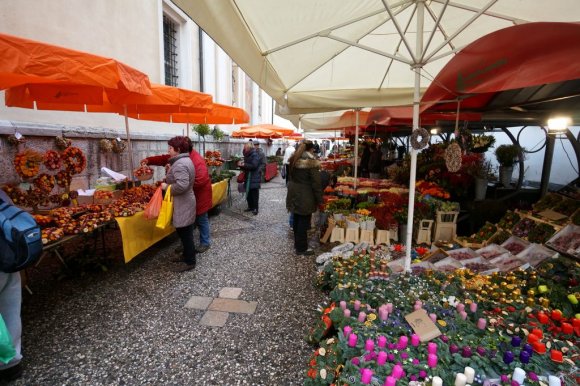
[{"xmin": 540, "ymin": 134, "xmax": 555, "ymax": 197}]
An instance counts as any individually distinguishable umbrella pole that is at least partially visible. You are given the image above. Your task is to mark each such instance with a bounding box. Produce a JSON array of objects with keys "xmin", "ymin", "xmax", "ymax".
[
  {"xmin": 187, "ymin": 123, "xmax": 190, "ymax": 137},
  {"xmin": 354, "ymin": 108, "xmax": 360, "ymax": 189},
  {"xmin": 404, "ymin": 1, "xmax": 425, "ymax": 273},
  {"xmin": 124, "ymin": 105, "xmax": 135, "ymax": 187}
]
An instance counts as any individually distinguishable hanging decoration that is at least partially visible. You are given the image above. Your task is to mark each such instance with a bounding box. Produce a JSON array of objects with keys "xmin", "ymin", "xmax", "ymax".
[
  {"xmin": 33, "ymin": 173, "xmax": 56, "ymax": 194},
  {"xmin": 55, "ymin": 170, "xmax": 72, "ymax": 188},
  {"xmin": 445, "ymin": 142, "xmax": 462, "ymax": 172},
  {"xmin": 61, "ymin": 146, "xmax": 87, "ymax": 174},
  {"xmin": 410, "ymin": 128, "xmax": 430, "ymax": 150},
  {"xmin": 43, "ymin": 150, "xmax": 62, "ymax": 171},
  {"xmin": 13, "ymin": 149, "xmax": 43, "ymax": 179},
  {"xmin": 54, "ymin": 136, "xmax": 72, "ymax": 150},
  {"xmin": 6, "ymin": 132, "xmax": 25, "ymax": 146},
  {"xmin": 99, "ymin": 139, "xmax": 113, "ymax": 153},
  {"xmin": 112, "ymin": 138, "xmax": 127, "ymax": 153}
]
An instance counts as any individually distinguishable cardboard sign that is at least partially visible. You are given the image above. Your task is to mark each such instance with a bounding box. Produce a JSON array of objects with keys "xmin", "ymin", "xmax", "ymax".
[
  {"xmin": 320, "ymin": 221, "xmax": 335, "ymax": 243},
  {"xmin": 538, "ymin": 209, "xmax": 567, "ymax": 222},
  {"xmin": 404, "ymin": 309, "xmax": 441, "ymax": 342}
]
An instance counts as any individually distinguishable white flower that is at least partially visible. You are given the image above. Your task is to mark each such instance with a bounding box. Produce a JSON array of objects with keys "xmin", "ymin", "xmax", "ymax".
[
  {"xmin": 320, "ymin": 369, "xmax": 327, "ymax": 379},
  {"xmin": 318, "ymin": 348, "xmax": 326, "ymax": 356}
]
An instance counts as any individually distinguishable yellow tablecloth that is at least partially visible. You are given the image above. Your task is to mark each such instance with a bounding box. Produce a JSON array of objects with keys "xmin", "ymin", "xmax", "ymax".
[
  {"xmin": 211, "ymin": 178, "xmax": 229, "ymax": 207},
  {"xmin": 116, "ymin": 179, "xmax": 229, "ymax": 263},
  {"xmin": 116, "ymin": 211, "xmax": 175, "ymax": 263}
]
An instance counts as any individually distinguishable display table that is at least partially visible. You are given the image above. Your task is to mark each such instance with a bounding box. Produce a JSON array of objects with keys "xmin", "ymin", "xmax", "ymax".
[
  {"xmin": 211, "ymin": 178, "xmax": 229, "ymax": 207},
  {"xmin": 116, "ymin": 179, "xmax": 230, "ymax": 263},
  {"xmin": 116, "ymin": 211, "xmax": 175, "ymax": 263},
  {"xmin": 264, "ymin": 162, "xmax": 278, "ymax": 181}
]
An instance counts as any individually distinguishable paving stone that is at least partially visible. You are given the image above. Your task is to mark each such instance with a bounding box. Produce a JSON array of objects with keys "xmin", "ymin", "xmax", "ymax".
[
  {"xmin": 199, "ymin": 311, "xmax": 229, "ymax": 327},
  {"xmin": 218, "ymin": 287, "xmax": 242, "ymax": 299},
  {"xmin": 208, "ymin": 298, "xmax": 258, "ymax": 314},
  {"xmin": 184, "ymin": 296, "xmax": 213, "ymax": 310}
]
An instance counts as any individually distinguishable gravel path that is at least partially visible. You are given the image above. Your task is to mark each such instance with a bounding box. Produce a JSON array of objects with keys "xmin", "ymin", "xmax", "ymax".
[{"xmin": 14, "ymin": 175, "xmax": 325, "ymax": 385}]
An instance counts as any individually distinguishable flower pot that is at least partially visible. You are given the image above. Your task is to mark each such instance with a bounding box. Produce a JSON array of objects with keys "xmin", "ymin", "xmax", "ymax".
[
  {"xmin": 333, "ymin": 213, "xmax": 345, "ymax": 222},
  {"xmin": 499, "ymin": 166, "xmax": 513, "ymax": 188},
  {"xmin": 364, "ymin": 220, "xmax": 376, "ymax": 231},
  {"xmin": 347, "ymin": 220, "xmax": 360, "ymax": 229},
  {"xmin": 474, "ymin": 178, "xmax": 488, "ymax": 201}
]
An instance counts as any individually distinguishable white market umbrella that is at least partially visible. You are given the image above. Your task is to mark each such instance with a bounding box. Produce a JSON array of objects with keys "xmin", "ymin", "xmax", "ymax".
[{"xmin": 175, "ymin": 0, "xmax": 580, "ymax": 271}]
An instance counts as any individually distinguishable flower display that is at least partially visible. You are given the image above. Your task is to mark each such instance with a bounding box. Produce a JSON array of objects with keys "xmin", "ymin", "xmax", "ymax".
[
  {"xmin": 205, "ymin": 150, "xmax": 224, "ymax": 166},
  {"xmin": 307, "ymin": 248, "xmax": 580, "ymax": 386},
  {"xmin": 61, "ymin": 146, "xmax": 87, "ymax": 175},
  {"xmin": 14, "ymin": 149, "xmax": 44, "ymax": 179}
]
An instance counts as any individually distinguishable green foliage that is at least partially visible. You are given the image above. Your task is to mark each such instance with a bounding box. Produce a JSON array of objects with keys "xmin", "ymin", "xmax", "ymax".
[
  {"xmin": 211, "ymin": 126, "xmax": 225, "ymax": 141},
  {"xmin": 194, "ymin": 123, "xmax": 211, "ymax": 138},
  {"xmin": 494, "ymin": 144, "xmax": 520, "ymax": 167}
]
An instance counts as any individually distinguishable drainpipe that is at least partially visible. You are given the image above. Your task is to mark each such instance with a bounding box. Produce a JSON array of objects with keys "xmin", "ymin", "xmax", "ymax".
[{"xmin": 198, "ymin": 27, "xmax": 204, "ymax": 92}]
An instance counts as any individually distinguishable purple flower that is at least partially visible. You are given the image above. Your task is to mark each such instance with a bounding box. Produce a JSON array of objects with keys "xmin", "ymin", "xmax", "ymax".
[
  {"xmin": 387, "ymin": 353, "xmax": 395, "ymax": 362},
  {"xmin": 511, "ymin": 381, "xmax": 520, "ymax": 386},
  {"xmin": 440, "ymin": 335, "xmax": 449, "ymax": 343},
  {"xmin": 352, "ymin": 357, "xmax": 360, "ymax": 365},
  {"xmin": 364, "ymin": 354, "xmax": 374, "ymax": 362},
  {"xmin": 412, "ymin": 359, "xmax": 420, "ymax": 365},
  {"xmin": 449, "ymin": 344, "xmax": 459, "ymax": 354},
  {"xmin": 401, "ymin": 352, "xmax": 409, "ymax": 360},
  {"xmin": 500, "ymin": 375, "xmax": 509, "ymax": 383},
  {"xmin": 419, "ymin": 370, "xmax": 427, "ymax": 378},
  {"xmin": 462, "ymin": 346, "xmax": 473, "ymax": 358},
  {"xmin": 410, "ymin": 375, "xmax": 417, "ymax": 381},
  {"xmin": 388, "ymin": 343, "xmax": 396, "ymax": 350},
  {"xmin": 528, "ymin": 372, "xmax": 539, "ymax": 382},
  {"xmin": 476, "ymin": 346, "xmax": 486, "ymax": 356}
]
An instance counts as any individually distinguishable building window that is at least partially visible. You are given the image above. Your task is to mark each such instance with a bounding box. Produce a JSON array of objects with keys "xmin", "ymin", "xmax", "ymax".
[{"xmin": 163, "ymin": 14, "xmax": 179, "ymax": 87}]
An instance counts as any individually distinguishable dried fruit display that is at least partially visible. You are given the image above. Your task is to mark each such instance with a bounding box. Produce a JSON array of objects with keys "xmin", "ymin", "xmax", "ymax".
[
  {"xmin": 33, "ymin": 173, "xmax": 55, "ymax": 194},
  {"xmin": 41, "ymin": 227, "xmax": 64, "ymax": 244},
  {"xmin": 205, "ymin": 150, "xmax": 223, "ymax": 166},
  {"xmin": 497, "ymin": 210, "xmax": 520, "ymax": 230},
  {"xmin": 33, "ymin": 214, "xmax": 54, "ymax": 227},
  {"xmin": 446, "ymin": 249, "xmax": 476, "ymax": 261},
  {"xmin": 476, "ymin": 244, "xmax": 508, "ymax": 260},
  {"xmin": 55, "ymin": 170, "xmax": 73, "ymax": 188},
  {"xmin": 62, "ymin": 146, "xmax": 86, "ymax": 174},
  {"xmin": 552, "ymin": 198, "xmax": 580, "ymax": 216},
  {"xmin": 473, "ymin": 222, "xmax": 497, "ymax": 242},
  {"xmin": 526, "ymin": 222, "xmax": 555, "ymax": 244},
  {"xmin": 133, "ymin": 165, "xmax": 153, "ymax": 181},
  {"xmin": 43, "ymin": 150, "xmax": 62, "ymax": 170},
  {"xmin": 463, "ymin": 261, "xmax": 495, "ymax": 273},
  {"xmin": 2, "ymin": 184, "xmax": 28, "ymax": 206},
  {"xmin": 14, "ymin": 149, "xmax": 43, "ymax": 178},
  {"xmin": 512, "ymin": 218, "xmax": 536, "ymax": 238},
  {"xmin": 546, "ymin": 227, "xmax": 580, "ymax": 258},
  {"xmin": 488, "ymin": 229, "xmax": 511, "ymax": 245},
  {"xmin": 502, "ymin": 241, "xmax": 527, "ymax": 255}
]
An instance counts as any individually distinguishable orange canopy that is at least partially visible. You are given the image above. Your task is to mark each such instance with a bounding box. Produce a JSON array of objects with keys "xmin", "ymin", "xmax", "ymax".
[
  {"xmin": 5, "ymin": 82, "xmax": 213, "ymax": 113},
  {"xmin": 231, "ymin": 127, "xmax": 282, "ymax": 139},
  {"xmin": 0, "ymin": 32, "xmax": 151, "ymax": 94},
  {"xmin": 125, "ymin": 103, "xmax": 249, "ymax": 124},
  {"xmin": 239, "ymin": 124, "xmax": 295, "ymax": 136}
]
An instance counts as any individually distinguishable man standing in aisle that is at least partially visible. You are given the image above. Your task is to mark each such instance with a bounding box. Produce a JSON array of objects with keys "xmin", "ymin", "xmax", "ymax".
[
  {"xmin": 282, "ymin": 143, "xmax": 296, "ymax": 187},
  {"xmin": 0, "ymin": 189, "xmax": 24, "ymax": 382}
]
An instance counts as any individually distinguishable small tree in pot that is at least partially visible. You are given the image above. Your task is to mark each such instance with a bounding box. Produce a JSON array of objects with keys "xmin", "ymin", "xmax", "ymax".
[{"xmin": 494, "ymin": 144, "xmax": 520, "ymax": 187}]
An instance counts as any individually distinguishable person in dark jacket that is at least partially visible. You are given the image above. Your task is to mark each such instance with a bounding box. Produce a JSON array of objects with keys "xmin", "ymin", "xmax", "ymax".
[
  {"xmin": 359, "ymin": 142, "xmax": 371, "ymax": 178},
  {"xmin": 240, "ymin": 142, "xmax": 262, "ymax": 215},
  {"xmin": 368, "ymin": 143, "xmax": 382, "ymax": 179},
  {"xmin": 141, "ymin": 138, "xmax": 213, "ymax": 253},
  {"xmin": 286, "ymin": 141, "xmax": 323, "ymax": 255}
]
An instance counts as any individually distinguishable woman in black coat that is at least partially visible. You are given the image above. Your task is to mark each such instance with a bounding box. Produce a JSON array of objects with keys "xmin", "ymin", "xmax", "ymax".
[
  {"xmin": 240, "ymin": 142, "xmax": 262, "ymax": 215},
  {"xmin": 286, "ymin": 141, "xmax": 323, "ymax": 255}
]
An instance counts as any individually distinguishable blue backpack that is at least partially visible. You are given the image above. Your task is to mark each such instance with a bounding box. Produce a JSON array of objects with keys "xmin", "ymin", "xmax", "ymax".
[{"xmin": 0, "ymin": 198, "xmax": 43, "ymax": 273}]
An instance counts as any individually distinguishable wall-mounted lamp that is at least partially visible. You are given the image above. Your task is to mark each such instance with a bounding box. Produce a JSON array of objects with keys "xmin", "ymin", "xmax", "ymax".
[{"xmin": 547, "ymin": 117, "xmax": 571, "ymax": 133}]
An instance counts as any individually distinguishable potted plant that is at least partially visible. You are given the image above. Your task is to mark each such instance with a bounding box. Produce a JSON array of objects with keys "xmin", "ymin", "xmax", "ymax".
[
  {"xmin": 494, "ymin": 144, "xmax": 520, "ymax": 187},
  {"xmin": 467, "ymin": 157, "xmax": 493, "ymax": 200}
]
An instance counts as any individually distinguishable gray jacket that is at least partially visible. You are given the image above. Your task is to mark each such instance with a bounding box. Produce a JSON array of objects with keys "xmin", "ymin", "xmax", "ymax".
[{"xmin": 166, "ymin": 153, "xmax": 196, "ymax": 228}]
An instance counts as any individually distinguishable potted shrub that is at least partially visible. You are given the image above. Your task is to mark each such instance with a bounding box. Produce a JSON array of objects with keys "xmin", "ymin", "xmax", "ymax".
[
  {"xmin": 494, "ymin": 144, "xmax": 520, "ymax": 187},
  {"xmin": 467, "ymin": 157, "xmax": 493, "ymax": 200}
]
